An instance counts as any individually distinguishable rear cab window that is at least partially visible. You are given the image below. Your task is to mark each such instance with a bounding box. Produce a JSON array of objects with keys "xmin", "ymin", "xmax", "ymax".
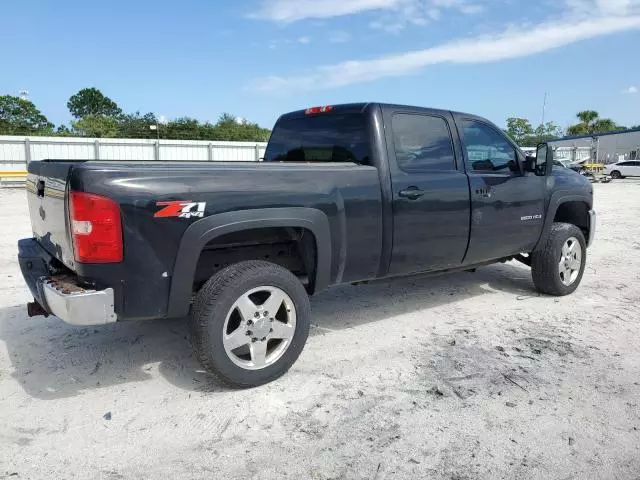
[{"xmin": 264, "ymin": 114, "xmax": 370, "ymax": 165}]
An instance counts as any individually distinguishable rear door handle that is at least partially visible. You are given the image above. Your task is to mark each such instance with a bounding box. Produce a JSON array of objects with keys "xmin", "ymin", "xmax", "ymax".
[
  {"xmin": 399, "ymin": 188, "xmax": 425, "ymax": 200},
  {"xmin": 37, "ymin": 180, "xmax": 45, "ymax": 198}
]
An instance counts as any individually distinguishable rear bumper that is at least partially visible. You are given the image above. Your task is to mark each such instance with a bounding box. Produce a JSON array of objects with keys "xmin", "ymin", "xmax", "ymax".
[
  {"xmin": 41, "ymin": 279, "xmax": 117, "ymax": 326},
  {"xmin": 588, "ymin": 210, "xmax": 596, "ymax": 247},
  {"xmin": 18, "ymin": 238, "xmax": 117, "ymax": 326}
]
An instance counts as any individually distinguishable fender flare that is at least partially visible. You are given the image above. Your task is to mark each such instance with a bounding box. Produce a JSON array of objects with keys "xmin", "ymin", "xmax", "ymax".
[
  {"xmin": 166, "ymin": 207, "xmax": 331, "ymax": 318},
  {"xmin": 534, "ymin": 191, "xmax": 592, "ymax": 251}
]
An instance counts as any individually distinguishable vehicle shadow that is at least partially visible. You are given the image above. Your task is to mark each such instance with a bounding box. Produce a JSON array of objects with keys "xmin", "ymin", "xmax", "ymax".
[{"xmin": 0, "ymin": 262, "xmax": 535, "ymax": 399}]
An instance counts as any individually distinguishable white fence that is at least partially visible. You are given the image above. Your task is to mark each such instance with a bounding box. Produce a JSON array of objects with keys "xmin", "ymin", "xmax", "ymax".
[{"xmin": 0, "ymin": 136, "xmax": 267, "ymax": 171}]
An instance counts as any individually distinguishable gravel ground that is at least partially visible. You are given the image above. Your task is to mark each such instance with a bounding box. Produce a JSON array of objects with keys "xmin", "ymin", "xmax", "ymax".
[{"xmin": 1, "ymin": 181, "xmax": 639, "ymax": 480}]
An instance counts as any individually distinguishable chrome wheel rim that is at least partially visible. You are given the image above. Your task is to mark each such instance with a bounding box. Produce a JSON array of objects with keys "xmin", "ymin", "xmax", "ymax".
[
  {"xmin": 222, "ymin": 286, "xmax": 296, "ymax": 370},
  {"xmin": 559, "ymin": 237, "xmax": 582, "ymax": 286}
]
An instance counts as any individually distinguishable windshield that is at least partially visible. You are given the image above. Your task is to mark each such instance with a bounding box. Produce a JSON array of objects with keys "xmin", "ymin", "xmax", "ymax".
[{"xmin": 264, "ymin": 114, "xmax": 370, "ymax": 164}]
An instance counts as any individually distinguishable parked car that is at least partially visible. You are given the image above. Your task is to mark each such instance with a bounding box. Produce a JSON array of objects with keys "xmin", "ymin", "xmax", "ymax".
[
  {"xmin": 18, "ymin": 103, "xmax": 595, "ymax": 387},
  {"xmin": 605, "ymin": 161, "xmax": 640, "ymax": 179},
  {"xmin": 553, "ymin": 157, "xmax": 572, "ymax": 168}
]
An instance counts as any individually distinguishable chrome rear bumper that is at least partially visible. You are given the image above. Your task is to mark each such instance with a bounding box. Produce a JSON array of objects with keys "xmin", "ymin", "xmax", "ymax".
[
  {"xmin": 19, "ymin": 238, "xmax": 118, "ymax": 326},
  {"xmin": 42, "ymin": 279, "xmax": 117, "ymax": 326}
]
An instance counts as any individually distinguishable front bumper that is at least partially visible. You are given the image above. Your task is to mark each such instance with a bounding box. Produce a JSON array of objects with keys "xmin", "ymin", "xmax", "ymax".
[
  {"xmin": 18, "ymin": 238, "xmax": 117, "ymax": 326},
  {"xmin": 588, "ymin": 210, "xmax": 596, "ymax": 247}
]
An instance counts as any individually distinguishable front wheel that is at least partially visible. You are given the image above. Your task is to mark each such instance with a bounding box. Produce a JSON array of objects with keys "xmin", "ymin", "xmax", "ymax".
[
  {"xmin": 531, "ymin": 223, "xmax": 587, "ymax": 296},
  {"xmin": 610, "ymin": 170, "xmax": 622, "ymax": 179},
  {"xmin": 190, "ymin": 260, "xmax": 311, "ymax": 387}
]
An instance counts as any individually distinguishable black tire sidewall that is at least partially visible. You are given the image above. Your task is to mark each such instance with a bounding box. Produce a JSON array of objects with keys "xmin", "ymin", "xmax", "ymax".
[
  {"xmin": 611, "ymin": 170, "xmax": 621, "ymax": 179},
  {"xmin": 195, "ymin": 262, "xmax": 310, "ymax": 387},
  {"xmin": 533, "ymin": 223, "xmax": 587, "ymax": 296}
]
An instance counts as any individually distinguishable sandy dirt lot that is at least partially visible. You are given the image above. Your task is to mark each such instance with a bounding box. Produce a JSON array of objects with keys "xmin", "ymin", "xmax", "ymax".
[{"xmin": 0, "ymin": 181, "xmax": 639, "ymax": 480}]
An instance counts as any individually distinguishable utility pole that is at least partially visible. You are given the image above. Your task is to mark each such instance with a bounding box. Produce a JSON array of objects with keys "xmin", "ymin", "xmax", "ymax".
[{"xmin": 541, "ymin": 92, "xmax": 548, "ymax": 127}]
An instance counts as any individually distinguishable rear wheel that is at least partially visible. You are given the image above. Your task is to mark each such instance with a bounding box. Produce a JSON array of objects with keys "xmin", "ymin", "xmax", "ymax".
[
  {"xmin": 190, "ymin": 260, "xmax": 311, "ymax": 387},
  {"xmin": 531, "ymin": 223, "xmax": 586, "ymax": 296},
  {"xmin": 610, "ymin": 170, "xmax": 622, "ymax": 179}
]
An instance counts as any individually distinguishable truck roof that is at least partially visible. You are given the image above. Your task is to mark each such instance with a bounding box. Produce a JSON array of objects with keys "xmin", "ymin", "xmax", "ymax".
[{"xmin": 279, "ymin": 102, "xmax": 480, "ymax": 121}]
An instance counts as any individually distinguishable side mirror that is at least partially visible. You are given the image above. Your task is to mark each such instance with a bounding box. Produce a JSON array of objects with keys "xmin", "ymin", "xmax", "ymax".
[
  {"xmin": 533, "ymin": 143, "xmax": 553, "ymax": 176},
  {"xmin": 523, "ymin": 155, "xmax": 537, "ymax": 173}
]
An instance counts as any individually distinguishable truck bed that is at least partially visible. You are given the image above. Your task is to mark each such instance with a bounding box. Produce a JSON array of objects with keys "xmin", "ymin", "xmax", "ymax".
[{"xmin": 26, "ymin": 159, "xmax": 384, "ymax": 320}]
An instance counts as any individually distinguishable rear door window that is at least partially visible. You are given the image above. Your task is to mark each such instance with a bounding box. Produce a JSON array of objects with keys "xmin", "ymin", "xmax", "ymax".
[
  {"xmin": 264, "ymin": 114, "xmax": 370, "ymax": 164},
  {"xmin": 391, "ymin": 114, "xmax": 456, "ymax": 172}
]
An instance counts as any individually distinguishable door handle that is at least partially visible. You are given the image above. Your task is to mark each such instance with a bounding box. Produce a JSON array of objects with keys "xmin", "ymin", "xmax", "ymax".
[
  {"xmin": 399, "ymin": 188, "xmax": 425, "ymax": 200},
  {"xmin": 37, "ymin": 180, "xmax": 45, "ymax": 198}
]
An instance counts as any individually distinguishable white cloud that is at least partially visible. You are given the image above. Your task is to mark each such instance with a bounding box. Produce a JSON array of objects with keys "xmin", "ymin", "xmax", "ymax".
[
  {"xmin": 266, "ymin": 37, "xmax": 312, "ymax": 49},
  {"xmin": 254, "ymin": 0, "xmax": 482, "ymax": 23},
  {"xmin": 365, "ymin": 0, "xmax": 481, "ymax": 33},
  {"xmin": 254, "ymin": 0, "xmax": 638, "ymax": 24},
  {"xmin": 255, "ymin": 0, "xmax": 399, "ymax": 22},
  {"xmin": 566, "ymin": 0, "xmax": 640, "ymax": 16},
  {"xmin": 249, "ymin": 14, "xmax": 640, "ymax": 91},
  {"xmin": 622, "ymin": 86, "xmax": 639, "ymax": 94},
  {"xmin": 328, "ymin": 31, "xmax": 352, "ymax": 43}
]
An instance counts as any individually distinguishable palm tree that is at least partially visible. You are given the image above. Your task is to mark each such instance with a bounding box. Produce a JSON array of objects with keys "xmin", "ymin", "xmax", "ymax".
[{"xmin": 567, "ymin": 110, "xmax": 621, "ymax": 136}]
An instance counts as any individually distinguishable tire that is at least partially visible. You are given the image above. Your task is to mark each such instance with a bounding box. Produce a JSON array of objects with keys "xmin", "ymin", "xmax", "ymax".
[
  {"xmin": 531, "ymin": 223, "xmax": 587, "ymax": 296},
  {"xmin": 610, "ymin": 170, "xmax": 622, "ymax": 179},
  {"xmin": 190, "ymin": 260, "xmax": 311, "ymax": 388}
]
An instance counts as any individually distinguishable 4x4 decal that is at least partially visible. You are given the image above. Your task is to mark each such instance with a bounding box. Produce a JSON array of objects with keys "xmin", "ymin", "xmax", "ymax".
[{"xmin": 154, "ymin": 201, "xmax": 206, "ymax": 219}]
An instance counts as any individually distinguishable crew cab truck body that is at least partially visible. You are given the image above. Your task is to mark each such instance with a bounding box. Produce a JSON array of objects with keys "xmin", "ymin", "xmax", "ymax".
[{"xmin": 18, "ymin": 103, "xmax": 595, "ymax": 387}]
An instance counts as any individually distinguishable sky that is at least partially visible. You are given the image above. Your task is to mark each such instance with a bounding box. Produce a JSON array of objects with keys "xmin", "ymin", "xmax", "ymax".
[{"xmin": 2, "ymin": 0, "xmax": 639, "ymax": 131}]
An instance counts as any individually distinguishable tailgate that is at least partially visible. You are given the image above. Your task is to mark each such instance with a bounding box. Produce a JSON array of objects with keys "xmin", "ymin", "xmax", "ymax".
[{"xmin": 26, "ymin": 160, "xmax": 78, "ymax": 269}]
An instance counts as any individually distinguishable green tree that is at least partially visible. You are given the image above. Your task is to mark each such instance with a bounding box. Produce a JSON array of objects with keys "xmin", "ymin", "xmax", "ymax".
[
  {"xmin": 55, "ymin": 124, "xmax": 74, "ymax": 136},
  {"xmin": 72, "ymin": 115, "xmax": 119, "ymax": 137},
  {"xmin": 567, "ymin": 110, "xmax": 622, "ymax": 136},
  {"xmin": 165, "ymin": 117, "xmax": 201, "ymax": 140},
  {"xmin": 535, "ymin": 122, "xmax": 562, "ymax": 138},
  {"xmin": 505, "ymin": 117, "xmax": 534, "ymax": 144},
  {"xmin": 0, "ymin": 95, "xmax": 54, "ymax": 135},
  {"xmin": 67, "ymin": 88, "xmax": 122, "ymax": 119},
  {"xmin": 161, "ymin": 114, "xmax": 271, "ymax": 142},
  {"xmin": 505, "ymin": 117, "xmax": 562, "ymax": 147},
  {"xmin": 212, "ymin": 113, "xmax": 271, "ymax": 141},
  {"xmin": 117, "ymin": 112, "xmax": 157, "ymax": 138}
]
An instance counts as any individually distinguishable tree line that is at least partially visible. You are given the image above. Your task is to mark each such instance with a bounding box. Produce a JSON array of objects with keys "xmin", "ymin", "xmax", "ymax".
[
  {"xmin": 0, "ymin": 88, "xmax": 271, "ymax": 142},
  {"xmin": 504, "ymin": 111, "xmax": 639, "ymax": 147},
  {"xmin": 1, "ymin": 88, "xmax": 638, "ymax": 144}
]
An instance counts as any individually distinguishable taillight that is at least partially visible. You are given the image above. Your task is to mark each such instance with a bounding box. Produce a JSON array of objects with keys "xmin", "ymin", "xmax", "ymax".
[
  {"xmin": 70, "ymin": 191, "xmax": 123, "ymax": 263},
  {"xmin": 305, "ymin": 105, "xmax": 333, "ymax": 115}
]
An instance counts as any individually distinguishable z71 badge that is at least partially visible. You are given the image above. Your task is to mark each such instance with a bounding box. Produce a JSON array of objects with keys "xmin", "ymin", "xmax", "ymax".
[{"xmin": 154, "ymin": 201, "xmax": 206, "ymax": 219}]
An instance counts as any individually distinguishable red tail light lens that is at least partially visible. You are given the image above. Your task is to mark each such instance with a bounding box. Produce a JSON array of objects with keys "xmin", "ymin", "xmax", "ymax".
[{"xmin": 70, "ymin": 191, "xmax": 123, "ymax": 263}]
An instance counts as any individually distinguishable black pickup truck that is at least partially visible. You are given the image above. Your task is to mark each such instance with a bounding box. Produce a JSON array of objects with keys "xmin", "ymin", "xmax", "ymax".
[{"xmin": 18, "ymin": 103, "xmax": 595, "ymax": 387}]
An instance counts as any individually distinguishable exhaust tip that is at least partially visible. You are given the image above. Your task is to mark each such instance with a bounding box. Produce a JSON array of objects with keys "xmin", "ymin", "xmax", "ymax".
[{"xmin": 27, "ymin": 301, "xmax": 49, "ymax": 318}]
